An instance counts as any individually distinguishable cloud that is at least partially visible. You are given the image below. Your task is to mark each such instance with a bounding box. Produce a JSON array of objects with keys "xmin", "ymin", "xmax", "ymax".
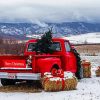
[{"xmin": 0, "ymin": 0, "xmax": 100, "ymax": 23}]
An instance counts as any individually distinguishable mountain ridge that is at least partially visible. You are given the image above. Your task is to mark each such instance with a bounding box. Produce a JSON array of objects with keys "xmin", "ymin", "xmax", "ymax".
[{"xmin": 0, "ymin": 22, "xmax": 100, "ymax": 39}]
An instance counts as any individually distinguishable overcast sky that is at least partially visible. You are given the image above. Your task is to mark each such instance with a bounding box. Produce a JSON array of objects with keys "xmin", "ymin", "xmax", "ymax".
[{"xmin": 0, "ymin": 0, "xmax": 100, "ymax": 23}]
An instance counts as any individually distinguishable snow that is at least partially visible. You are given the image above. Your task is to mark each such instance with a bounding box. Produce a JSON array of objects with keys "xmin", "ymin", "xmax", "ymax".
[
  {"xmin": 44, "ymin": 71, "xmax": 74, "ymax": 81},
  {"xmin": 64, "ymin": 32, "xmax": 100, "ymax": 44},
  {"xmin": 44, "ymin": 72, "xmax": 51, "ymax": 75},
  {"xmin": 45, "ymin": 75, "xmax": 53, "ymax": 78},
  {"xmin": 50, "ymin": 77, "xmax": 62, "ymax": 81},
  {"xmin": 0, "ymin": 55, "xmax": 100, "ymax": 100},
  {"xmin": 1, "ymin": 77, "xmax": 100, "ymax": 100},
  {"xmin": 64, "ymin": 71, "xmax": 74, "ymax": 78},
  {"xmin": 26, "ymin": 34, "xmax": 41, "ymax": 39}
]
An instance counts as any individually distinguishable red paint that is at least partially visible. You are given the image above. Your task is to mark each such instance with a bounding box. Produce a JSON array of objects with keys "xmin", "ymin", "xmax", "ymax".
[
  {"xmin": 62, "ymin": 78, "xmax": 65, "ymax": 90},
  {"xmin": 0, "ymin": 38, "xmax": 77, "ymax": 78}
]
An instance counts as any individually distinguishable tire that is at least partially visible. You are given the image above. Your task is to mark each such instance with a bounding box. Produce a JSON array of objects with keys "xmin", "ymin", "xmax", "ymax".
[{"xmin": 1, "ymin": 79, "xmax": 15, "ymax": 86}]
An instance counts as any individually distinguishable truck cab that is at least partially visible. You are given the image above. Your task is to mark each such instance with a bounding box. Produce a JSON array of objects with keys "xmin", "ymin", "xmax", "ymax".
[
  {"xmin": 0, "ymin": 38, "xmax": 78, "ymax": 86},
  {"xmin": 25, "ymin": 38, "xmax": 77, "ymax": 73}
]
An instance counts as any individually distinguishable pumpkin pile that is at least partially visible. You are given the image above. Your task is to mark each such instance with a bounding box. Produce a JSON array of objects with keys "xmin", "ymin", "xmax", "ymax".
[
  {"xmin": 95, "ymin": 66, "xmax": 100, "ymax": 77},
  {"xmin": 41, "ymin": 70, "xmax": 78, "ymax": 92},
  {"xmin": 81, "ymin": 60, "xmax": 91, "ymax": 78}
]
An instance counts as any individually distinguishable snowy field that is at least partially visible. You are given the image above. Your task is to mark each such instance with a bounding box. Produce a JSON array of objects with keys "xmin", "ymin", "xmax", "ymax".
[
  {"xmin": 0, "ymin": 55, "xmax": 100, "ymax": 100},
  {"xmin": 65, "ymin": 32, "xmax": 100, "ymax": 44}
]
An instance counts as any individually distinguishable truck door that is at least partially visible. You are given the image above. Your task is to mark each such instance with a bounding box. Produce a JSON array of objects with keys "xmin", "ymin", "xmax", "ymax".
[{"xmin": 64, "ymin": 41, "xmax": 77, "ymax": 73}]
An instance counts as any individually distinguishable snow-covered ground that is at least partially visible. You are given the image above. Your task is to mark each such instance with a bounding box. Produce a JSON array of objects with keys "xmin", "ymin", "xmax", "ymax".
[
  {"xmin": 0, "ymin": 55, "xmax": 100, "ymax": 100},
  {"xmin": 64, "ymin": 32, "xmax": 100, "ymax": 44}
]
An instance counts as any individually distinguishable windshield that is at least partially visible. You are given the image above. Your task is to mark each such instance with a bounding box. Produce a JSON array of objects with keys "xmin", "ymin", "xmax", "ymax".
[{"xmin": 27, "ymin": 42, "xmax": 61, "ymax": 52}]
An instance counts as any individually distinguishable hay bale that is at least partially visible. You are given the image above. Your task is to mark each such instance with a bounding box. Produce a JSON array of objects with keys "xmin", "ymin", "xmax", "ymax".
[
  {"xmin": 63, "ymin": 72, "xmax": 78, "ymax": 91},
  {"xmin": 95, "ymin": 66, "xmax": 100, "ymax": 77},
  {"xmin": 42, "ymin": 71, "xmax": 78, "ymax": 92},
  {"xmin": 41, "ymin": 73, "xmax": 62, "ymax": 92},
  {"xmin": 81, "ymin": 60, "xmax": 91, "ymax": 78},
  {"xmin": 43, "ymin": 77, "xmax": 62, "ymax": 92}
]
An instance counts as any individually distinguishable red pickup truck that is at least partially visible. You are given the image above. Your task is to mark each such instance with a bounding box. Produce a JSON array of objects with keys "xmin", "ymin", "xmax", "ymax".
[{"xmin": 0, "ymin": 38, "xmax": 82, "ymax": 86}]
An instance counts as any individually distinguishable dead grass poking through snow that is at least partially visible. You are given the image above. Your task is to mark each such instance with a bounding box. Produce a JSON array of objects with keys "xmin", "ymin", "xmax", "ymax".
[{"xmin": 0, "ymin": 82, "xmax": 42, "ymax": 93}]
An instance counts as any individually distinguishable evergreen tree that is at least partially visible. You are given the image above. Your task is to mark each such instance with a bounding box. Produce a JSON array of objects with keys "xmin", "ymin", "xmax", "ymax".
[
  {"xmin": 35, "ymin": 30, "xmax": 53, "ymax": 54},
  {"xmin": 72, "ymin": 48, "xmax": 82, "ymax": 79}
]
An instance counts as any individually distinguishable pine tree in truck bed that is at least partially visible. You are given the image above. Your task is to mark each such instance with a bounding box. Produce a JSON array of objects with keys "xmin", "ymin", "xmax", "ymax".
[{"xmin": 35, "ymin": 30, "xmax": 53, "ymax": 54}]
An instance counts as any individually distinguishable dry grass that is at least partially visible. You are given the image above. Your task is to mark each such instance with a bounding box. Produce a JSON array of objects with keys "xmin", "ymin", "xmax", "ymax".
[
  {"xmin": 0, "ymin": 82, "xmax": 42, "ymax": 93},
  {"xmin": 75, "ymin": 44, "xmax": 100, "ymax": 54}
]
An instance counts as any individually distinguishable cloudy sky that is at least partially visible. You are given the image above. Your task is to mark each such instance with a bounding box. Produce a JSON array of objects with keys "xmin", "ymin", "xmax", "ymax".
[{"xmin": 0, "ymin": 0, "xmax": 100, "ymax": 23}]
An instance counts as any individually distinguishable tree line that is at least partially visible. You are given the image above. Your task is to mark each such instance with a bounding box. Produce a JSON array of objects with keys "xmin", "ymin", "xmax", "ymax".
[{"xmin": 0, "ymin": 38, "xmax": 25, "ymax": 55}]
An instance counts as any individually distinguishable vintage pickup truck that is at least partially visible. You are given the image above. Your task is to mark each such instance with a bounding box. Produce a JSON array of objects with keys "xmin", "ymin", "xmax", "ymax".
[{"xmin": 0, "ymin": 38, "xmax": 82, "ymax": 86}]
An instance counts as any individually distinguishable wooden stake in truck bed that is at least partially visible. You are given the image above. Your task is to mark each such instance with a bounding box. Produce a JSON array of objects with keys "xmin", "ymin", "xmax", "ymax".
[{"xmin": 0, "ymin": 38, "xmax": 82, "ymax": 86}]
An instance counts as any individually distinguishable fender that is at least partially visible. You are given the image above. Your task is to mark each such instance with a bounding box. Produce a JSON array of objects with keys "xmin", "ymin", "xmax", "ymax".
[{"xmin": 37, "ymin": 57, "xmax": 61, "ymax": 74}]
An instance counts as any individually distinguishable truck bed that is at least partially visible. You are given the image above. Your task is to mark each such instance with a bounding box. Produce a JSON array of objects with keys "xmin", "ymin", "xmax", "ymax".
[
  {"xmin": 0, "ymin": 55, "xmax": 31, "ymax": 71},
  {"xmin": 0, "ymin": 55, "xmax": 40, "ymax": 80},
  {"xmin": 0, "ymin": 55, "xmax": 60, "ymax": 80},
  {"xmin": 0, "ymin": 55, "xmax": 60, "ymax": 72}
]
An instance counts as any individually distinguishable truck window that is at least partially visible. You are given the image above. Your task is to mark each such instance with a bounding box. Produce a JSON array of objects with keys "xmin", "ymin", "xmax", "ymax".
[
  {"xmin": 65, "ymin": 42, "xmax": 71, "ymax": 52},
  {"xmin": 27, "ymin": 42, "xmax": 61, "ymax": 52},
  {"xmin": 27, "ymin": 43, "xmax": 36, "ymax": 51},
  {"xmin": 50, "ymin": 42, "xmax": 61, "ymax": 51}
]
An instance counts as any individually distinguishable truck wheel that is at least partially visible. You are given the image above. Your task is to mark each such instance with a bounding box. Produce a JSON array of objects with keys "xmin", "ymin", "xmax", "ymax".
[
  {"xmin": 75, "ymin": 65, "xmax": 83, "ymax": 79},
  {"xmin": 1, "ymin": 79, "xmax": 15, "ymax": 86}
]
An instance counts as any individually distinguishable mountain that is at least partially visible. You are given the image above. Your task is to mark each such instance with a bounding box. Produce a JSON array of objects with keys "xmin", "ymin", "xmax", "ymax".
[{"xmin": 0, "ymin": 22, "xmax": 100, "ymax": 39}]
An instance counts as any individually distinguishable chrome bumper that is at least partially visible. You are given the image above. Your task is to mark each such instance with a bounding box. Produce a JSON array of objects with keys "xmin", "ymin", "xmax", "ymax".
[{"xmin": 0, "ymin": 72, "xmax": 41, "ymax": 80}]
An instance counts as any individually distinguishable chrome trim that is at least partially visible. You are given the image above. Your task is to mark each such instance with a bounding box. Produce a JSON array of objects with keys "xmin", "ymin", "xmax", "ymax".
[
  {"xmin": 0, "ymin": 72, "xmax": 8, "ymax": 79},
  {"xmin": 0, "ymin": 72, "xmax": 41, "ymax": 80},
  {"xmin": 16, "ymin": 73, "xmax": 41, "ymax": 80}
]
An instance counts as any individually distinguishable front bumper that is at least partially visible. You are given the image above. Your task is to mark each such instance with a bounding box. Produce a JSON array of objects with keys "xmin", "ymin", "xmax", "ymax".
[{"xmin": 0, "ymin": 72, "xmax": 41, "ymax": 80}]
